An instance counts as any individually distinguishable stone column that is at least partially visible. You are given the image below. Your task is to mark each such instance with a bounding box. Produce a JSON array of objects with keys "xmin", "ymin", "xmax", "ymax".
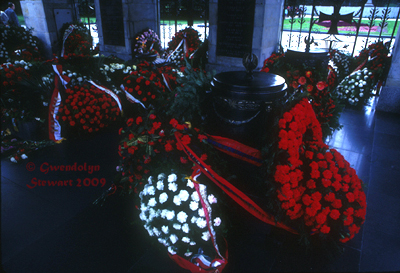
[
  {"xmin": 207, "ymin": 0, "xmax": 285, "ymax": 73},
  {"xmin": 94, "ymin": 0, "xmax": 159, "ymax": 61},
  {"xmin": 376, "ymin": 29, "xmax": 400, "ymax": 114},
  {"xmin": 20, "ymin": 0, "xmax": 77, "ymax": 59}
]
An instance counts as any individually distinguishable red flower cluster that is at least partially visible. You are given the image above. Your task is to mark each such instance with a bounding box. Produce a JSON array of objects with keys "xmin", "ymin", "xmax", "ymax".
[
  {"xmin": 167, "ymin": 27, "xmax": 201, "ymax": 57},
  {"xmin": 118, "ymin": 113, "xmax": 207, "ymax": 191},
  {"xmin": 123, "ymin": 61, "xmax": 178, "ymax": 107},
  {"xmin": 1, "ymin": 62, "xmax": 30, "ymax": 90},
  {"xmin": 56, "ymin": 82, "xmax": 121, "ymax": 134},
  {"xmin": 274, "ymin": 98, "xmax": 366, "ymax": 243},
  {"xmin": 62, "ymin": 25, "xmax": 93, "ymax": 58},
  {"xmin": 261, "ymin": 52, "xmax": 341, "ymax": 137}
]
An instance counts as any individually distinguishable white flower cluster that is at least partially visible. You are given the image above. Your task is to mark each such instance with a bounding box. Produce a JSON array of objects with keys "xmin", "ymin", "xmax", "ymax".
[
  {"xmin": 139, "ymin": 172, "xmax": 222, "ymax": 257},
  {"xmin": 336, "ymin": 67, "xmax": 374, "ymax": 105},
  {"xmin": 0, "ymin": 28, "xmax": 37, "ymax": 60},
  {"xmin": 0, "ymin": 60, "xmax": 32, "ymax": 71},
  {"xmin": 61, "ymin": 69, "xmax": 88, "ymax": 86},
  {"xmin": 99, "ymin": 63, "xmax": 136, "ymax": 82},
  {"xmin": 330, "ymin": 51, "xmax": 351, "ymax": 80}
]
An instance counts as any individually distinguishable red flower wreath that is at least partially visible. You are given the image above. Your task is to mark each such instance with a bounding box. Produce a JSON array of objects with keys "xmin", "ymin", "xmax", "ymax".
[{"xmin": 274, "ymin": 98, "xmax": 366, "ymax": 243}]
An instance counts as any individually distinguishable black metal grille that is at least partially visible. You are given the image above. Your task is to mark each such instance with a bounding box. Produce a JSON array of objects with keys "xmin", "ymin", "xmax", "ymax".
[
  {"xmin": 281, "ymin": 0, "xmax": 400, "ymax": 56},
  {"xmin": 159, "ymin": 0, "xmax": 209, "ymax": 48}
]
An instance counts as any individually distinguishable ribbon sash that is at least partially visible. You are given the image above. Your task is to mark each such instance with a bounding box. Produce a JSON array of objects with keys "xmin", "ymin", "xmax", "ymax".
[{"xmin": 175, "ymin": 132, "xmax": 298, "ymax": 234}]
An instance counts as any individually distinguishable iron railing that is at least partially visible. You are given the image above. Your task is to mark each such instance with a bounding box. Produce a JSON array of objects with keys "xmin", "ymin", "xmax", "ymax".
[
  {"xmin": 281, "ymin": 0, "xmax": 400, "ymax": 56},
  {"xmin": 159, "ymin": 0, "xmax": 209, "ymax": 48}
]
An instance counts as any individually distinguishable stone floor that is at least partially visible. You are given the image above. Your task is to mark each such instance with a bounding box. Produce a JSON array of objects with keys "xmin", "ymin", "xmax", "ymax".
[{"xmin": 2, "ymin": 97, "xmax": 400, "ymax": 273}]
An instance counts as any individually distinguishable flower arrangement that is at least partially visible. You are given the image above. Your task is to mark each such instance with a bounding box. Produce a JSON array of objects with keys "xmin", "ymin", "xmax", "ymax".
[
  {"xmin": 60, "ymin": 24, "xmax": 93, "ymax": 58},
  {"xmin": 271, "ymin": 98, "xmax": 366, "ymax": 244},
  {"xmin": 1, "ymin": 60, "xmax": 47, "ymax": 123},
  {"xmin": 56, "ymin": 73, "xmax": 121, "ymax": 136},
  {"xmin": 132, "ymin": 28, "xmax": 162, "ymax": 56},
  {"xmin": 122, "ymin": 60, "xmax": 179, "ymax": 108},
  {"xmin": 164, "ymin": 27, "xmax": 202, "ymax": 67},
  {"xmin": 335, "ymin": 67, "xmax": 376, "ymax": 106},
  {"xmin": 261, "ymin": 53, "xmax": 343, "ymax": 138},
  {"xmin": 0, "ymin": 26, "xmax": 44, "ymax": 63},
  {"xmin": 334, "ymin": 41, "xmax": 391, "ymax": 106},
  {"xmin": 139, "ymin": 171, "xmax": 226, "ymax": 271}
]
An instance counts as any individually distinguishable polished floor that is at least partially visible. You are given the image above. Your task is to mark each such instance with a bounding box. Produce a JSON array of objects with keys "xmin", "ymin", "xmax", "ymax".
[{"xmin": 1, "ymin": 98, "xmax": 400, "ymax": 273}]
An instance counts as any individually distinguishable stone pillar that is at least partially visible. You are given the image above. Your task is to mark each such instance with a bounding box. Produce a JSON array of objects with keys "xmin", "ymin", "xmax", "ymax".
[
  {"xmin": 376, "ymin": 29, "xmax": 400, "ymax": 114},
  {"xmin": 20, "ymin": 0, "xmax": 77, "ymax": 59},
  {"xmin": 207, "ymin": 0, "xmax": 285, "ymax": 73},
  {"xmin": 94, "ymin": 0, "xmax": 159, "ymax": 61}
]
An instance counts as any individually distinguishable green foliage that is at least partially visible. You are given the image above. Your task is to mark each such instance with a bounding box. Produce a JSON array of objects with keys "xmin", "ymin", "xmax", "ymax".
[{"xmin": 167, "ymin": 60, "xmax": 215, "ymax": 127}]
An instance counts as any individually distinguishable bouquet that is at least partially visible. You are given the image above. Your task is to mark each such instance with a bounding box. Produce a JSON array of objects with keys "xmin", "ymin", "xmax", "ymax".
[
  {"xmin": 132, "ymin": 28, "xmax": 162, "ymax": 56},
  {"xmin": 60, "ymin": 24, "xmax": 93, "ymax": 58},
  {"xmin": 164, "ymin": 27, "xmax": 202, "ymax": 67},
  {"xmin": 139, "ymin": 171, "xmax": 227, "ymax": 272},
  {"xmin": 335, "ymin": 67, "xmax": 376, "ymax": 106},
  {"xmin": 122, "ymin": 60, "xmax": 179, "ymax": 108},
  {"xmin": 56, "ymin": 71, "xmax": 121, "ymax": 136},
  {"xmin": 272, "ymin": 98, "xmax": 366, "ymax": 244},
  {"xmin": 0, "ymin": 26, "xmax": 43, "ymax": 62}
]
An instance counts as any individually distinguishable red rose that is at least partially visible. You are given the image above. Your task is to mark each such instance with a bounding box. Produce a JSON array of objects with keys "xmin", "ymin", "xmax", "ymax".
[
  {"xmin": 329, "ymin": 209, "xmax": 340, "ymax": 220},
  {"xmin": 320, "ymin": 225, "xmax": 330, "ymax": 234},
  {"xmin": 164, "ymin": 142, "xmax": 173, "ymax": 152},
  {"xmin": 180, "ymin": 157, "xmax": 188, "ymax": 164},
  {"xmin": 332, "ymin": 199, "xmax": 342, "ymax": 209},
  {"xmin": 181, "ymin": 135, "xmax": 191, "ymax": 145},
  {"xmin": 298, "ymin": 76, "xmax": 306, "ymax": 85},
  {"xmin": 136, "ymin": 116, "xmax": 143, "ymax": 125}
]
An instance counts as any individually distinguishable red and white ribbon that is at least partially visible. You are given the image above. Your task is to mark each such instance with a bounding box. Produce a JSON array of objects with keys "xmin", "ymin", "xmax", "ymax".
[{"xmin": 88, "ymin": 80, "xmax": 123, "ymax": 113}]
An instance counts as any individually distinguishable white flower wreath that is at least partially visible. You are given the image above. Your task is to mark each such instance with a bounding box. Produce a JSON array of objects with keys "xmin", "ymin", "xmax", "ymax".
[{"xmin": 139, "ymin": 171, "xmax": 224, "ymax": 258}]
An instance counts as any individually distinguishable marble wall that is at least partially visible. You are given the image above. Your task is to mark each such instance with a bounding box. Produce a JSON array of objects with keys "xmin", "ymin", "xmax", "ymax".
[{"xmin": 207, "ymin": 0, "xmax": 285, "ymax": 73}]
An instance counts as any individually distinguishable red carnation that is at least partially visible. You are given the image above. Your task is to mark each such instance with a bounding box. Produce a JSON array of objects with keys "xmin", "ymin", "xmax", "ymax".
[{"xmin": 320, "ymin": 225, "xmax": 330, "ymax": 234}]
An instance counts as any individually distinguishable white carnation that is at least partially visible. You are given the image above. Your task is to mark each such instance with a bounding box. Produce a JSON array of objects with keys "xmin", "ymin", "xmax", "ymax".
[
  {"xmin": 159, "ymin": 192, "xmax": 168, "ymax": 204},
  {"xmin": 173, "ymin": 223, "xmax": 181, "ymax": 230},
  {"xmin": 158, "ymin": 173, "xmax": 166, "ymax": 180},
  {"xmin": 214, "ymin": 217, "xmax": 222, "ymax": 227},
  {"xmin": 157, "ymin": 180, "xmax": 164, "ymax": 190},
  {"xmin": 166, "ymin": 210, "xmax": 175, "ymax": 220},
  {"xmin": 168, "ymin": 246, "xmax": 176, "ymax": 255},
  {"xmin": 189, "ymin": 201, "xmax": 199, "ymax": 211},
  {"xmin": 198, "ymin": 208, "xmax": 205, "ymax": 217},
  {"xmin": 191, "ymin": 216, "xmax": 198, "ymax": 223},
  {"xmin": 168, "ymin": 182, "xmax": 178, "ymax": 192},
  {"xmin": 153, "ymin": 227, "xmax": 161, "ymax": 236},
  {"xmin": 187, "ymin": 179, "xmax": 194, "ymax": 188},
  {"xmin": 139, "ymin": 211, "xmax": 147, "ymax": 221},
  {"xmin": 179, "ymin": 190, "xmax": 189, "ymax": 202},
  {"xmin": 190, "ymin": 241, "xmax": 196, "ymax": 246},
  {"xmin": 208, "ymin": 194, "xmax": 217, "ymax": 204},
  {"xmin": 177, "ymin": 211, "xmax": 188, "ymax": 223},
  {"xmin": 161, "ymin": 225, "xmax": 169, "ymax": 234},
  {"xmin": 182, "ymin": 223, "xmax": 189, "ymax": 233},
  {"xmin": 21, "ymin": 154, "xmax": 28, "ymax": 160},
  {"xmin": 201, "ymin": 231, "xmax": 211, "ymax": 241},
  {"xmin": 173, "ymin": 195, "xmax": 181, "ymax": 206},
  {"xmin": 196, "ymin": 217, "xmax": 207, "ymax": 229},
  {"xmin": 182, "ymin": 237, "xmax": 190, "ymax": 243},
  {"xmin": 191, "ymin": 191, "xmax": 199, "ymax": 202},
  {"xmin": 147, "ymin": 185, "xmax": 155, "ymax": 195},
  {"xmin": 169, "ymin": 234, "xmax": 178, "ymax": 244},
  {"xmin": 168, "ymin": 173, "xmax": 177, "ymax": 182},
  {"xmin": 148, "ymin": 197, "xmax": 157, "ymax": 207}
]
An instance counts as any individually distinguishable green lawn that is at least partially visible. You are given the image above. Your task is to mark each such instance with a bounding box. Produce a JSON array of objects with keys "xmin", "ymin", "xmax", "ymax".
[{"xmin": 283, "ymin": 17, "xmax": 399, "ymax": 37}]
